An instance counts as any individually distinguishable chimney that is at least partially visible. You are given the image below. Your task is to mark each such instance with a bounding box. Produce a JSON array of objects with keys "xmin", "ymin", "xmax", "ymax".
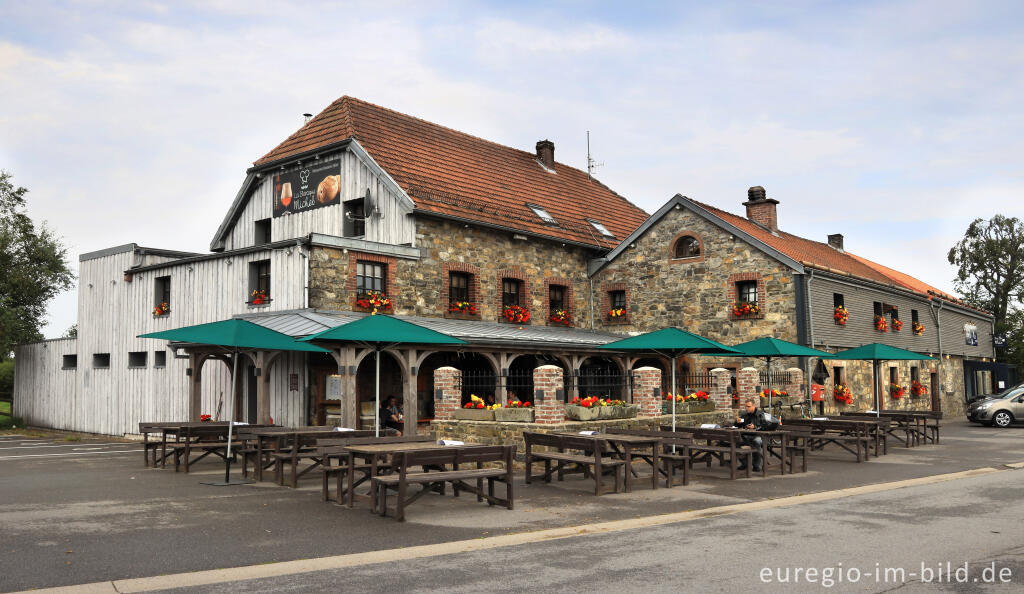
[
  {"xmin": 828, "ymin": 234, "xmax": 844, "ymax": 251},
  {"xmin": 742, "ymin": 185, "xmax": 780, "ymax": 232},
  {"xmin": 303, "ymin": 112, "xmax": 313, "ymax": 124},
  {"xmin": 536, "ymin": 139, "xmax": 555, "ymax": 169}
]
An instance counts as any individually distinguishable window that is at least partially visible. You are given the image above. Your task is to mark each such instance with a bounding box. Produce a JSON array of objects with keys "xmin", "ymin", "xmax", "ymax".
[
  {"xmin": 911, "ymin": 309, "xmax": 919, "ymax": 325},
  {"xmin": 128, "ymin": 351, "xmax": 148, "ymax": 368},
  {"xmin": 911, "ymin": 366, "xmax": 920, "ymax": 383},
  {"xmin": 344, "ymin": 199, "xmax": 366, "ymax": 237},
  {"xmin": 449, "ymin": 272, "xmax": 469, "ymax": 303},
  {"xmin": 92, "ymin": 353, "xmax": 110, "ymax": 369},
  {"xmin": 833, "ymin": 293, "xmax": 844, "ymax": 308},
  {"xmin": 62, "ymin": 354, "xmax": 77, "ymax": 370},
  {"xmin": 737, "ymin": 281, "xmax": 758, "ymax": 304},
  {"xmin": 890, "ymin": 306, "xmax": 900, "ymax": 321},
  {"xmin": 154, "ymin": 276, "xmax": 171, "ymax": 310},
  {"xmin": 356, "ymin": 261, "xmax": 385, "ymax": 297},
  {"xmin": 873, "ymin": 301, "xmax": 883, "ymax": 317},
  {"xmin": 673, "ymin": 236, "xmax": 701, "ymax": 259},
  {"xmin": 549, "ymin": 285, "xmax": 566, "ymax": 312},
  {"xmin": 588, "ymin": 220, "xmax": 615, "ymax": 238},
  {"xmin": 527, "ymin": 204, "xmax": 558, "ymax": 226},
  {"xmin": 502, "ymin": 278, "xmax": 521, "ymax": 307},
  {"xmin": 832, "ymin": 366, "xmax": 846, "ymax": 385},
  {"xmin": 889, "ymin": 366, "xmax": 899, "ymax": 385},
  {"xmin": 249, "ymin": 260, "xmax": 271, "ymax": 303},
  {"xmin": 254, "ymin": 218, "xmax": 271, "ymax": 245},
  {"xmin": 610, "ymin": 290, "xmax": 626, "ymax": 310},
  {"xmin": 154, "ymin": 351, "xmax": 167, "ymax": 368}
]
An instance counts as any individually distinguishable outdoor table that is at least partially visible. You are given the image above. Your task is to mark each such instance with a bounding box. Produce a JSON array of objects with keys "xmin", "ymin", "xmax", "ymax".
[
  {"xmin": 719, "ymin": 428, "xmax": 789, "ymax": 476},
  {"xmin": 343, "ymin": 441, "xmax": 483, "ymax": 507},
  {"xmin": 552, "ymin": 433, "xmax": 660, "ymax": 492},
  {"xmin": 157, "ymin": 423, "xmax": 230, "ymax": 468},
  {"xmin": 249, "ymin": 427, "xmax": 334, "ymax": 481}
]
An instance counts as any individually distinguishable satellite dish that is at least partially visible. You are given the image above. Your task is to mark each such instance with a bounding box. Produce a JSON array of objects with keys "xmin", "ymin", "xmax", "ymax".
[{"xmin": 364, "ymin": 188, "xmax": 377, "ymax": 215}]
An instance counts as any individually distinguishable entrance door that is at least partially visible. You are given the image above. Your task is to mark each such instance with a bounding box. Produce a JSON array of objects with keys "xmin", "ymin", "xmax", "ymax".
[
  {"xmin": 930, "ymin": 371, "xmax": 941, "ymax": 412},
  {"xmin": 311, "ymin": 366, "xmax": 337, "ymax": 425},
  {"xmin": 246, "ymin": 363, "xmax": 258, "ymax": 423}
]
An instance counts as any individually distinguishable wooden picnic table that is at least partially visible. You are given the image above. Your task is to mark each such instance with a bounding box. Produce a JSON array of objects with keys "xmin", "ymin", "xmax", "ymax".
[
  {"xmin": 703, "ymin": 427, "xmax": 790, "ymax": 477},
  {"xmin": 552, "ymin": 432, "xmax": 661, "ymax": 492},
  {"xmin": 344, "ymin": 441, "xmax": 483, "ymax": 507},
  {"xmin": 838, "ymin": 412, "xmax": 920, "ymax": 448},
  {"xmin": 246, "ymin": 427, "xmax": 339, "ymax": 482},
  {"xmin": 780, "ymin": 419, "xmax": 873, "ymax": 462}
]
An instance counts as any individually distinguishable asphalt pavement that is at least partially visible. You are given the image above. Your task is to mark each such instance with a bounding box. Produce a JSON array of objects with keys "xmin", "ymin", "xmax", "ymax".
[{"xmin": 1, "ymin": 421, "xmax": 1023, "ymax": 592}]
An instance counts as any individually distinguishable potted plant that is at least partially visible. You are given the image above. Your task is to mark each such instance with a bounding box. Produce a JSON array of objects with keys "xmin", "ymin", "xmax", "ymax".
[
  {"xmin": 834, "ymin": 384, "xmax": 853, "ymax": 405},
  {"xmin": 453, "ymin": 394, "xmax": 495, "ymax": 421},
  {"xmin": 892, "ymin": 319, "xmax": 903, "ymax": 332},
  {"xmin": 502, "ymin": 305, "xmax": 530, "ymax": 324},
  {"xmin": 760, "ymin": 388, "xmax": 789, "ymax": 408},
  {"xmin": 153, "ymin": 302, "xmax": 170, "ymax": 317},
  {"xmin": 598, "ymin": 399, "xmax": 638, "ymax": 419},
  {"xmin": 874, "ymin": 315, "xmax": 888, "ymax": 332},
  {"xmin": 686, "ymin": 390, "xmax": 714, "ymax": 413},
  {"xmin": 566, "ymin": 396, "xmax": 603, "ymax": 421},
  {"xmin": 250, "ymin": 289, "xmax": 268, "ymax": 306},
  {"xmin": 912, "ymin": 321, "xmax": 925, "ymax": 336},
  {"xmin": 356, "ymin": 291, "xmax": 392, "ymax": 315},
  {"xmin": 662, "ymin": 392, "xmax": 686, "ymax": 414},
  {"xmin": 833, "ymin": 305, "xmax": 848, "ymax": 325},
  {"xmin": 448, "ymin": 301, "xmax": 479, "ymax": 318},
  {"xmin": 549, "ymin": 309, "xmax": 572, "ymax": 327},
  {"xmin": 733, "ymin": 301, "xmax": 759, "ymax": 318},
  {"xmin": 200, "ymin": 414, "xmax": 212, "ymax": 422},
  {"xmin": 494, "ymin": 399, "xmax": 534, "ymax": 422},
  {"xmin": 608, "ymin": 308, "xmax": 627, "ymax": 320},
  {"xmin": 890, "ymin": 384, "xmax": 906, "ymax": 399},
  {"xmin": 910, "ymin": 380, "xmax": 928, "ymax": 398}
]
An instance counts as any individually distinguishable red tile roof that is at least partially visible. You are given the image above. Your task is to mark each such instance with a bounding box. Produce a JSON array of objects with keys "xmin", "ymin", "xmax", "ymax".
[{"xmin": 255, "ymin": 96, "xmax": 649, "ymax": 248}]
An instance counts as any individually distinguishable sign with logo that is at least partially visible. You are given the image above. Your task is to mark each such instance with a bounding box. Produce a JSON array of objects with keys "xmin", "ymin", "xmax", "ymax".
[
  {"xmin": 964, "ymin": 323, "xmax": 978, "ymax": 346},
  {"xmin": 993, "ymin": 334, "xmax": 1007, "ymax": 348},
  {"xmin": 272, "ymin": 155, "xmax": 342, "ymax": 217}
]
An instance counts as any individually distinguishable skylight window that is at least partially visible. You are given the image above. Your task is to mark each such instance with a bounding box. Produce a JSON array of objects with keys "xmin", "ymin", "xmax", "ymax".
[
  {"xmin": 527, "ymin": 204, "xmax": 558, "ymax": 226},
  {"xmin": 588, "ymin": 219, "xmax": 615, "ymax": 238}
]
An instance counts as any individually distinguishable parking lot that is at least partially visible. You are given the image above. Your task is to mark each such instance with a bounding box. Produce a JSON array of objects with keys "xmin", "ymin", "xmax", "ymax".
[{"xmin": 1, "ymin": 422, "xmax": 1023, "ymax": 592}]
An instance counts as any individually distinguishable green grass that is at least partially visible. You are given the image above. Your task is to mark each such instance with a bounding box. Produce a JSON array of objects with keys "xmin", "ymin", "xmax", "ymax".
[
  {"xmin": 0, "ymin": 400, "xmax": 21, "ymax": 429},
  {"xmin": 0, "ymin": 401, "xmax": 10, "ymax": 416}
]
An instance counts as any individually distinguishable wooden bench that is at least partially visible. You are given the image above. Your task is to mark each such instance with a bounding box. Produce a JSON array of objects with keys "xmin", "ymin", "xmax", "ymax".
[
  {"xmin": 782, "ymin": 419, "xmax": 872, "ymax": 462},
  {"xmin": 170, "ymin": 425, "xmax": 234, "ymax": 473},
  {"xmin": 524, "ymin": 432, "xmax": 625, "ymax": 495},
  {"xmin": 318, "ymin": 435, "xmax": 434, "ymax": 505},
  {"xmin": 270, "ymin": 429, "xmax": 379, "ymax": 487},
  {"xmin": 607, "ymin": 428, "xmax": 692, "ymax": 487},
  {"xmin": 660, "ymin": 426, "xmax": 754, "ymax": 479},
  {"xmin": 782, "ymin": 425, "xmax": 811, "ymax": 473},
  {"xmin": 839, "ymin": 412, "xmax": 911, "ymax": 450},
  {"xmin": 371, "ymin": 445, "xmax": 515, "ymax": 522}
]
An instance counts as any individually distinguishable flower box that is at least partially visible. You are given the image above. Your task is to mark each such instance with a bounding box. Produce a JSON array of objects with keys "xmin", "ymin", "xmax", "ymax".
[
  {"xmin": 453, "ymin": 408, "xmax": 495, "ymax": 421},
  {"xmin": 565, "ymin": 404, "xmax": 602, "ymax": 421},
  {"xmin": 445, "ymin": 311, "xmax": 482, "ymax": 321},
  {"xmin": 494, "ymin": 408, "xmax": 534, "ymax": 423},
  {"xmin": 598, "ymin": 404, "xmax": 638, "ymax": 420},
  {"xmin": 686, "ymin": 401, "xmax": 715, "ymax": 414}
]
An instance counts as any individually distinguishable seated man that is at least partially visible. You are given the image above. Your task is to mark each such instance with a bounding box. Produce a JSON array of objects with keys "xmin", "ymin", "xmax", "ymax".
[
  {"xmin": 380, "ymin": 395, "xmax": 404, "ymax": 436},
  {"xmin": 733, "ymin": 398, "xmax": 777, "ymax": 472}
]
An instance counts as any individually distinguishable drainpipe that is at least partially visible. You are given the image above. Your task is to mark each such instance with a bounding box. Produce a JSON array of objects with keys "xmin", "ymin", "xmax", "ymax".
[
  {"xmin": 930, "ymin": 299, "xmax": 945, "ymax": 404},
  {"xmin": 589, "ymin": 277, "xmax": 595, "ymax": 330},
  {"xmin": 298, "ymin": 239, "xmax": 311, "ymax": 424},
  {"xmin": 806, "ymin": 269, "xmax": 816, "ymax": 411},
  {"xmin": 298, "ymin": 239, "xmax": 309, "ymax": 309}
]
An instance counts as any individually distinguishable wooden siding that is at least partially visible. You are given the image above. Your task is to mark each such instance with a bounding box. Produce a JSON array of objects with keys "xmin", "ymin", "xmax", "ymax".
[
  {"xmin": 221, "ymin": 149, "xmax": 414, "ymax": 251},
  {"xmin": 807, "ymin": 275, "xmax": 994, "ymax": 358},
  {"xmin": 15, "ymin": 247, "xmax": 314, "ymax": 436}
]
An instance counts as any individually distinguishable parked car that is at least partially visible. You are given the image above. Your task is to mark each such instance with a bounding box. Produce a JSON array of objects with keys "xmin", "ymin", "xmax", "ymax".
[
  {"xmin": 966, "ymin": 385, "xmax": 1024, "ymax": 427},
  {"xmin": 966, "ymin": 381, "xmax": 1024, "ymax": 405}
]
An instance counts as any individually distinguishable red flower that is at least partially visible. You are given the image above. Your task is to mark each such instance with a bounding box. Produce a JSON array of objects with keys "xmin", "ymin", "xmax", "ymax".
[
  {"xmin": 475, "ymin": 402, "xmax": 485, "ymax": 409},
  {"xmin": 464, "ymin": 402, "xmax": 473, "ymax": 409},
  {"xmin": 523, "ymin": 401, "xmax": 532, "ymax": 407}
]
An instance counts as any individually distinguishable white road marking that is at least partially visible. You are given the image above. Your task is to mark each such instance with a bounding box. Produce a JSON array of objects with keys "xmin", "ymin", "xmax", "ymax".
[
  {"xmin": 0, "ymin": 442, "xmax": 134, "ymax": 450},
  {"xmin": 0, "ymin": 449, "xmax": 143, "ymax": 460}
]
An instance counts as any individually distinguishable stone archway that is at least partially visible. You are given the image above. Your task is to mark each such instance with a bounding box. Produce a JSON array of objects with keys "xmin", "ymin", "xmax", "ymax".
[{"xmin": 353, "ymin": 350, "xmax": 405, "ymax": 431}]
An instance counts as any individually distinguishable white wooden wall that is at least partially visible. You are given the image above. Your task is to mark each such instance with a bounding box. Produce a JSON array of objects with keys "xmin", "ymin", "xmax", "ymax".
[
  {"xmin": 15, "ymin": 246, "xmax": 314, "ymax": 436},
  {"xmin": 220, "ymin": 149, "xmax": 415, "ymax": 251}
]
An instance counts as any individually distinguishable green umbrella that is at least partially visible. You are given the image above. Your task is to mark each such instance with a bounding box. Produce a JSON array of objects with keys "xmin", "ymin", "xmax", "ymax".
[
  {"xmin": 300, "ymin": 315, "xmax": 466, "ymax": 436},
  {"xmin": 729, "ymin": 337, "xmax": 833, "ymax": 410},
  {"xmin": 140, "ymin": 319, "xmax": 330, "ymax": 485},
  {"xmin": 598, "ymin": 328, "xmax": 740, "ymax": 436},
  {"xmin": 821, "ymin": 343, "xmax": 935, "ymax": 417}
]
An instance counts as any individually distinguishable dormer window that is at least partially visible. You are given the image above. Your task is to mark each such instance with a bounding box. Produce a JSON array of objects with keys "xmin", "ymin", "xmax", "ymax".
[
  {"xmin": 587, "ymin": 219, "xmax": 615, "ymax": 238},
  {"xmin": 527, "ymin": 204, "xmax": 558, "ymax": 226}
]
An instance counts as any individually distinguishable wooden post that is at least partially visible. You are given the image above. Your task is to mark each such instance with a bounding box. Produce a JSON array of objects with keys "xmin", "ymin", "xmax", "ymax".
[
  {"xmin": 403, "ymin": 348, "xmax": 417, "ymax": 436},
  {"xmin": 188, "ymin": 352, "xmax": 203, "ymax": 422},
  {"xmin": 341, "ymin": 346, "xmax": 357, "ymax": 429}
]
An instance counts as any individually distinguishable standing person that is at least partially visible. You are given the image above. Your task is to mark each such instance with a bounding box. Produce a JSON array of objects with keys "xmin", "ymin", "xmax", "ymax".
[
  {"xmin": 733, "ymin": 398, "xmax": 778, "ymax": 472},
  {"xmin": 380, "ymin": 395, "xmax": 404, "ymax": 436}
]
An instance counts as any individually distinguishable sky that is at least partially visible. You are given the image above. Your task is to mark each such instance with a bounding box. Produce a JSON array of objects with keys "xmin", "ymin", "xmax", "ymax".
[{"xmin": 1, "ymin": 0, "xmax": 1022, "ymax": 338}]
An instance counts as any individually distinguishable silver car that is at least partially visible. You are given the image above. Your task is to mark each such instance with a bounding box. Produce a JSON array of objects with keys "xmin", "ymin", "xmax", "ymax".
[{"xmin": 967, "ymin": 385, "xmax": 1024, "ymax": 428}]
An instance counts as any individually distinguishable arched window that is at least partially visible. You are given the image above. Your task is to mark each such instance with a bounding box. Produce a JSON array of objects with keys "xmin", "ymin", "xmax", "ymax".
[{"xmin": 673, "ymin": 235, "xmax": 701, "ymax": 259}]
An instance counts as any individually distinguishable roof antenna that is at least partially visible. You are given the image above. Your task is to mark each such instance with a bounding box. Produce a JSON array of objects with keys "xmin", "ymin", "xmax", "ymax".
[
  {"xmin": 303, "ymin": 113, "xmax": 313, "ymax": 124},
  {"xmin": 586, "ymin": 130, "xmax": 604, "ymax": 179}
]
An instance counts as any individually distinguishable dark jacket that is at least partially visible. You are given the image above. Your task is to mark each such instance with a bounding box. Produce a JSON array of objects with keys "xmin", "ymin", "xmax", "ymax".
[{"xmin": 734, "ymin": 408, "xmax": 774, "ymax": 430}]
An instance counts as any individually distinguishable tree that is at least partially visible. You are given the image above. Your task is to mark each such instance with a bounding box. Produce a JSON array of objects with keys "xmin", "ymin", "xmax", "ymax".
[
  {"xmin": 0, "ymin": 171, "xmax": 75, "ymax": 360},
  {"xmin": 948, "ymin": 215, "xmax": 1024, "ymax": 367}
]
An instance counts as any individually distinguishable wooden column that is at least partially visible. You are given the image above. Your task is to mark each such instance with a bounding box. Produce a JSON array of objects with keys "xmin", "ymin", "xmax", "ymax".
[
  {"xmin": 254, "ymin": 351, "xmax": 279, "ymax": 425},
  {"xmin": 187, "ymin": 352, "xmax": 204, "ymax": 422},
  {"xmin": 341, "ymin": 346, "xmax": 357, "ymax": 429},
  {"xmin": 403, "ymin": 348, "xmax": 417, "ymax": 436}
]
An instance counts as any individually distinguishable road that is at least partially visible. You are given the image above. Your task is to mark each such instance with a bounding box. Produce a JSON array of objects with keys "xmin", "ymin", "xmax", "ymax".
[{"xmin": 150, "ymin": 467, "xmax": 1024, "ymax": 593}]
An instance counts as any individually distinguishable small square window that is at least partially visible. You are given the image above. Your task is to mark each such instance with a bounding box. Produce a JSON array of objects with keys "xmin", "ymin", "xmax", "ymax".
[
  {"xmin": 93, "ymin": 353, "xmax": 110, "ymax": 369},
  {"xmin": 449, "ymin": 272, "xmax": 470, "ymax": 304},
  {"xmin": 128, "ymin": 352, "xmax": 147, "ymax": 368},
  {"xmin": 527, "ymin": 204, "xmax": 558, "ymax": 226},
  {"xmin": 154, "ymin": 351, "xmax": 167, "ymax": 368},
  {"xmin": 833, "ymin": 293, "xmax": 844, "ymax": 308},
  {"xmin": 62, "ymin": 354, "xmax": 78, "ymax": 369},
  {"xmin": 873, "ymin": 301, "xmax": 883, "ymax": 317},
  {"xmin": 549, "ymin": 285, "xmax": 566, "ymax": 312},
  {"xmin": 737, "ymin": 281, "xmax": 758, "ymax": 305},
  {"xmin": 588, "ymin": 219, "xmax": 615, "ymax": 238},
  {"xmin": 254, "ymin": 218, "xmax": 271, "ymax": 245},
  {"xmin": 154, "ymin": 276, "xmax": 171, "ymax": 312},
  {"xmin": 356, "ymin": 261, "xmax": 386, "ymax": 298},
  {"xmin": 249, "ymin": 260, "xmax": 271, "ymax": 304},
  {"xmin": 502, "ymin": 278, "xmax": 521, "ymax": 307},
  {"xmin": 344, "ymin": 199, "xmax": 366, "ymax": 237},
  {"xmin": 889, "ymin": 366, "xmax": 899, "ymax": 384},
  {"xmin": 911, "ymin": 309, "xmax": 919, "ymax": 324},
  {"xmin": 910, "ymin": 366, "xmax": 920, "ymax": 383},
  {"xmin": 610, "ymin": 290, "xmax": 626, "ymax": 310}
]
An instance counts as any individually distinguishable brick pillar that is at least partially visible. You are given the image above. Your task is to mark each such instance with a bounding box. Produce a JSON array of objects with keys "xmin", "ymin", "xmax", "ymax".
[
  {"xmin": 433, "ymin": 366, "xmax": 461, "ymax": 421},
  {"xmin": 784, "ymin": 367, "xmax": 804, "ymax": 400},
  {"xmin": 709, "ymin": 368, "xmax": 732, "ymax": 410},
  {"xmin": 632, "ymin": 366, "xmax": 662, "ymax": 417},
  {"xmin": 533, "ymin": 365, "xmax": 566, "ymax": 425},
  {"xmin": 738, "ymin": 367, "xmax": 759, "ymax": 403}
]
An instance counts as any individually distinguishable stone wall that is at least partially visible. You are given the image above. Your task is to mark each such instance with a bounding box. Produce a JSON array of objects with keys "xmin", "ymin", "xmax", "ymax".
[{"xmin": 815, "ymin": 356, "xmax": 967, "ymax": 417}]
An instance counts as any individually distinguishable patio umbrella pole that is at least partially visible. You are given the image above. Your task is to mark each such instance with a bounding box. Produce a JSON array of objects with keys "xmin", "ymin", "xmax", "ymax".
[
  {"xmin": 375, "ymin": 347, "xmax": 381, "ymax": 437},
  {"xmin": 874, "ymin": 361, "xmax": 880, "ymax": 418},
  {"xmin": 765, "ymin": 356, "xmax": 772, "ymax": 412},
  {"xmin": 224, "ymin": 350, "xmax": 237, "ymax": 484},
  {"xmin": 671, "ymin": 354, "xmax": 677, "ymax": 453}
]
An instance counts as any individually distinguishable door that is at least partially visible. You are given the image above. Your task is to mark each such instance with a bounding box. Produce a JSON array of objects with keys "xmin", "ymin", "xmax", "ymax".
[
  {"xmin": 311, "ymin": 366, "xmax": 337, "ymax": 425},
  {"xmin": 245, "ymin": 364, "xmax": 258, "ymax": 423},
  {"xmin": 930, "ymin": 371, "xmax": 941, "ymax": 412}
]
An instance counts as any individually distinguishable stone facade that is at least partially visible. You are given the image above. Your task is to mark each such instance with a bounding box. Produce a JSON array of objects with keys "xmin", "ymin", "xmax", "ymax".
[{"xmin": 815, "ymin": 356, "xmax": 967, "ymax": 417}]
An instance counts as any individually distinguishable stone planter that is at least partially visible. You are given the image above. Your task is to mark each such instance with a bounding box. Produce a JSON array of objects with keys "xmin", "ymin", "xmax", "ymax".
[
  {"xmin": 453, "ymin": 408, "xmax": 495, "ymax": 421},
  {"xmin": 493, "ymin": 408, "xmax": 534, "ymax": 423},
  {"xmin": 686, "ymin": 401, "xmax": 715, "ymax": 413},
  {"xmin": 565, "ymin": 404, "xmax": 602, "ymax": 421},
  {"xmin": 599, "ymin": 404, "xmax": 638, "ymax": 419}
]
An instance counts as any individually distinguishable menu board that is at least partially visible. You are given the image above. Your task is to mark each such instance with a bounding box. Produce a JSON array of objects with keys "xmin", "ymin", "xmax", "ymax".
[{"xmin": 272, "ymin": 155, "xmax": 342, "ymax": 217}]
